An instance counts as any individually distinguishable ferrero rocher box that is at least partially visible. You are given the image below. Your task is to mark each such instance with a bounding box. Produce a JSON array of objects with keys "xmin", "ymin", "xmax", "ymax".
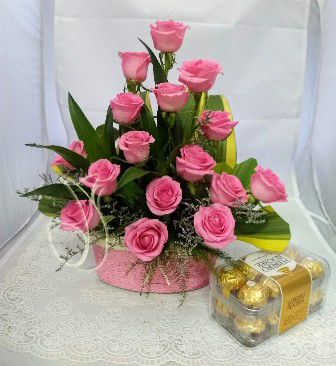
[{"xmin": 209, "ymin": 243, "xmax": 330, "ymax": 348}]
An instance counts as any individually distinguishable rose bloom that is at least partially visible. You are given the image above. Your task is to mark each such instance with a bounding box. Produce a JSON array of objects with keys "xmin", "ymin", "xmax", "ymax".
[
  {"xmin": 152, "ymin": 83, "xmax": 189, "ymax": 112},
  {"xmin": 250, "ymin": 166, "xmax": 288, "ymax": 203},
  {"xmin": 199, "ymin": 110, "xmax": 238, "ymax": 141},
  {"xmin": 194, "ymin": 203, "xmax": 236, "ymax": 249},
  {"xmin": 118, "ymin": 52, "xmax": 151, "ymax": 82},
  {"xmin": 60, "ymin": 200, "xmax": 100, "ymax": 232},
  {"xmin": 176, "ymin": 144, "xmax": 216, "ymax": 182},
  {"xmin": 150, "ymin": 20, "xmax": 188, "ymax": 53},
  {"xmin": 124, "ymin": 218, "xmax": 168, "ymax": 261},
  {"xmin": 80, "ymin": 159, "xmax": 120, "ymax": 196},
  {"xmin": 178, "ymin": 59, "xmax": 222, "ymax": 92},
  {"xmin": 110, "ymin": 93, "xmax": 144, "ymax": 125},
  {"xmin": 119, "ymin": 131, "xmax": 155, "ymax": 164},
  {"xmin": 51, "ymin": 140, "xmax": 87, "ymax": 171},
  {"xmin": 210, "ymin": 173, "xmax": 248, "ymax": 207},
  {"xmin": 146, "ymin": 176, "xmax": 182, "ymax": 216}
]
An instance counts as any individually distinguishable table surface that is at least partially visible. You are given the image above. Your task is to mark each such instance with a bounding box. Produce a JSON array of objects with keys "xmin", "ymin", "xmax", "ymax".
[{"xmin": 0, "ymin": 214, "xmax": 335, "ymax": 366}]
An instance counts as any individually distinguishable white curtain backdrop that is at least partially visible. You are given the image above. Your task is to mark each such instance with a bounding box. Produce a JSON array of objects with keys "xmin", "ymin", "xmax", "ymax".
[{"xmin": 0, "ymin": 0, "xmax": 47, "ymax": 247}]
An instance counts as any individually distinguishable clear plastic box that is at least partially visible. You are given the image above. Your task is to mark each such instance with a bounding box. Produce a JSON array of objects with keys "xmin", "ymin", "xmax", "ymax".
[{"xmin": 209, "ymin": 243, "xmax": 330, "ymax": 348}]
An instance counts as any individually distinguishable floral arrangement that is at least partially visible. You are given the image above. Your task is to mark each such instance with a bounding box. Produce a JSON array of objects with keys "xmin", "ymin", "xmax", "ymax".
[{"xmin": 20, "ymin": 20, "xmax": 290, "ymax": 293}]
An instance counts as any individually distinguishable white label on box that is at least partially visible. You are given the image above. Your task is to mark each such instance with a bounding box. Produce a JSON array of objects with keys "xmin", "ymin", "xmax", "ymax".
[{"xmin": 244, "ymin": 252, "xmax": 296, "ymax": 277}]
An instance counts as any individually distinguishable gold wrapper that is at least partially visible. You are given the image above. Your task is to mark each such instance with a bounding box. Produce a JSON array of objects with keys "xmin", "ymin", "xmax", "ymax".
[
  {"xmin": 268, "ymin": 312, "xmax": 280, "ymax": 326},
  {"xmin": 259, "ymin": 277, "xmax": 281, "ymax": 298},
  {"xmin": 234, "ymin": 316, "xmax": 266, "ymax": 334},
  {"xmin": 301, "ymin": 257, "xmax": 324, "ymax": 279},
  {"xmin": 237, "ymin": 280, "xmax": 269, "ymax": 308},
  {"xmin": 282, "ymin": 247, "xmax": 301, "ymax": 261},
  {"xmin": 218, "ymin": 266, "xmax": 246, "ymax": 297},
  {"xmin": 216, "ymin": 300, "xmax": 231, "ymax": 317},
  {"xmin": 238, "ymin": 262, "xmax": 259, "ymax": 280},
  {"xmin": 309, "ymin": 288, "xmax": 323, "ymax": 306}
]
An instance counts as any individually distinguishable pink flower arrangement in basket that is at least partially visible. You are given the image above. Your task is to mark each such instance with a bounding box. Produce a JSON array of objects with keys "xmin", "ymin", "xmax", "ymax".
[{"xmin": 20, "ymin": 19, "xmax": 290, "ymax": 294}]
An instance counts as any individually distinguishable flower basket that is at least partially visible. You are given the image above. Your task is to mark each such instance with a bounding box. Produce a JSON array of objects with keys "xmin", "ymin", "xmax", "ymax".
[{"xmin": 93, "ymin": 241, "xmax": 212, "ymax": 293}]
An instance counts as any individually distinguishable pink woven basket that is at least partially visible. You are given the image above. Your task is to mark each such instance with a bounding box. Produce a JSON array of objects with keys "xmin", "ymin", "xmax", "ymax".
[{"xmin": 93, "ymin": 243, "xmax": 212, "ymax": 293}]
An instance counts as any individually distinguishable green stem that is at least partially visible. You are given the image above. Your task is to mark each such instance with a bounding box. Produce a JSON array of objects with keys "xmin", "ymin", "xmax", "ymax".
[{"xmin": 126, "ymin": 80, "xmax": 138, "ymax": 94}]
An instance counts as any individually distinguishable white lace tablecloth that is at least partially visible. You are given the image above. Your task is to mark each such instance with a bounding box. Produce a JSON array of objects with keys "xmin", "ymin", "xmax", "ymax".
[{"xmin": 0, "ymin": 216, "xmax": 336, "ymax": 366}]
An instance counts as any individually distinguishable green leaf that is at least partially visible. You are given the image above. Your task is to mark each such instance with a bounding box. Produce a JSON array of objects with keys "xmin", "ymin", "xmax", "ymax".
[
  {"xmin": 233, "ymin": 158, "xmax": 257, "ymax": 188},
  {"xmin": 214, "ymin": 162, "xmax": 234, "ymax": 174},
  {"xmin": 20, "ymin": 184, "xmax": 84, "ymax": 200},
  {"xmin": 175, "ymin": 95, "xmax": 196, "ymax": 143},
  {"xmin": 138, "ymin": 38, "xmax": 167, "ymax": 85},
  {"xmin": 117, "ymin": 167, "xmax": 150, "ymax": 190},
  {"xmin": 38, "ymin": 196, "xmax": 66, "ymax": 217},
  {"xmin": 235, "ymin": 210, "xmax": 291, "ymax": 241},
  {"xmin": 103, "ymin": 105, "xmax": 116, "ymax": 156},
  {"xmin": 26, "ymin": 143, "xmax": 90, "ymax": 171},
  {"xmin": 115, "ymin": 181, "xmax": 146, "ymax": 209},
  {"xmin": 68, "ymin": 93, "xmax": 107, "ymax": 161}
]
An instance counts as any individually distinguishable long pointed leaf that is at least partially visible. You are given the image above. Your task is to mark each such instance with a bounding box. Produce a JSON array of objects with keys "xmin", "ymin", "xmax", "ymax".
[
  {"xmin": 117, "ymin": 167, "xmax": 150, "ymax": 190},
  {"xmin": 103, "ymin": 105, "xmax": 116, "ymax": 156},
  {"xmin": 233, "ymin": 158, "xmax": 257, "ymax": 188},
  {"xmin": 26, "ymin": 143, "xmax": 90, "ymax": 171},
  {"xmin": 20, "ymin": 184, "xmax": 84, "ymax": 200},
  {"xmin": 138, "ymin": 38, "xmax": 167, "ymax": 85},
  {"xmin": 68, "ymin": 93, "xmax": 107, "ymax": 161}
]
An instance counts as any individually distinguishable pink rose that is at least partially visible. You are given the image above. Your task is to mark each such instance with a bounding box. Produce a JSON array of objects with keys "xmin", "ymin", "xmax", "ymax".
[
  {"xmin": 250, "ymin": 166, "xmax": 288, "ymax": 203},
  {"xmin": 146, "ymin": 176, "xmax": 182, "ymax": 216},
  {"xmin": 80, "ymin": 159, "xmax": 120, "ymax": 196},
  {"xmin": 178, "ymin": 60, "xmax": 222, "ymax": 92},
  {"xmin": 110, "ymin": 93, "xmax": 144, "ymax": 125},
  {"xmin": 51, "ymin": 140, "xmax": 87, "ymax": 171},
  {"xmin": 124, "ymin": 218, "xmax": 168, "ymax": 261},
  {"xmin": 119, "ymin": 131, "xmax": 155, "ymax": 164},
  {"xmin": 118, "ymin": 52, "xmax": 151, "ymax": 82},
  {"xmin": 194, "ymin": 203, "xmax": 236, "ymax": 249},
  {"xmin": 199, "ymin": 110, "xmax": 238, "ymax": 141},
  {"xmin": 152, "ymin": 83, "xmax": 189, "ymax": 112},
  {"xmin": 60, "ymin": 200, "xmax": 100, "ymax": 232},
  {"xmin": 150, "ymin": 20, "xmax": 188, "ymax": 53},
  {"xmin": 210, "ymin": 173, "xmax": 248, "ymax": 207},
  {"xmin": 176, "ymin": 144, "xmax": 216, "ymax": 182}
]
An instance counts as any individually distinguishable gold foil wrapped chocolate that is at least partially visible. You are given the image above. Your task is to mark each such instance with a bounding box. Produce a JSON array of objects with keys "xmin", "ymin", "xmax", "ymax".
[
  {"xmin": 237, "ymin": 280, "xmax": 269, "ymax": 308},
  {"xmin": 217, "ymin": 266, "xmax": 246, "ymax": 297},
  {"xmin": 238, "ymin": 262, "xmax": 259, "ymax": 280},
  {"xmin": 234, "ymin": 316, "xmax": 266, "ymax": 334},
  {"xmin": 216, "ymin": 300, "xmax": 231, "ymax": 317},
  {"xmin": 282, "ymin": 246, "xmax": 301, "ymax": 261},
  {"xmin": 259, "ymin": 277, "xmax": 281, "ymax": 298},
  {"xmin": 267, "ymin": 312, "xmax": 280, "ymax": 326},
  {"xmin": 309, "ymin": 288, "xmax": 323, "ymax": 306},
  {"xmin": 301, "ymin": 257, "xmax": 324, "ymax": 279}
]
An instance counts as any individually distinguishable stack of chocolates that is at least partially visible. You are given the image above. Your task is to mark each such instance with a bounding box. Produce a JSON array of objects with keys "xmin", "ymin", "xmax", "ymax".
[{"xmin": 209, "ymin": 244, "xmax": 329, "ymax": 347}]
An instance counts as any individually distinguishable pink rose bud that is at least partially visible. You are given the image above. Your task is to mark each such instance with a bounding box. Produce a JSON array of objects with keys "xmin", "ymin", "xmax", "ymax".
[
  {"xmin": 146, "ymin": 176, "xmax": 182, "ymax": 216},
  {"xmin": 80, "ymin": 159, "xmax": 120, "ymax": 196},
  {"xmin": 60, "ymin": 200, "xmax": 100, "ymax": 232},
  {"xmin": 210, "ymin": 173, "xmax": 248, "ymax": 207},
  {"xmin": 152, "ymin": 83, "xmax": 189, "ymax": 112},
  {"xmin": 110, "ymin": 93, "xmax": 144, "ymax": 125},
  {"xmin": 118, "ymin": 52, "xmax": 151, "ymax": 82},
  {"xmin": 150, "ymin": 20, "xmax": 189, "ymax": 53},
  {"xmin": 124, "ymin": 218, "xmax": 168, "ymax": 261},
  {"xmin": 176, "ymin": 144, "xmax": 216, "ymax": 182},
  {"xmin": 51, "ymin": 140, "xmax": 87, "ymax": 171},
  {"xmin": 250, "ymin": 166, "xmax": 288, "ymax": 203},
  {"xmin": 199, "ymin": 110, "xmax": 238, "ymax": 141},
  {"xmin": 178, "ymin": 60, "xmax": 223, "ymax": 92},
  {"xmin": 119, "ymin": 131, "xmax": 155, "ymax": 164},
  {"xmin": 194, "ymin": 203, "xmax": 236, "ymax": 249}
]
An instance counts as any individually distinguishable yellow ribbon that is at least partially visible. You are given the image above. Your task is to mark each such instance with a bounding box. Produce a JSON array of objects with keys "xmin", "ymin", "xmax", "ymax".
[
  {"xmin": 237, "ymin": 236, "xmax": 289, "ymax": 252},
  {"xmin": 221, "ymin": 95, "xmax": 237, "ymax": 168}
]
